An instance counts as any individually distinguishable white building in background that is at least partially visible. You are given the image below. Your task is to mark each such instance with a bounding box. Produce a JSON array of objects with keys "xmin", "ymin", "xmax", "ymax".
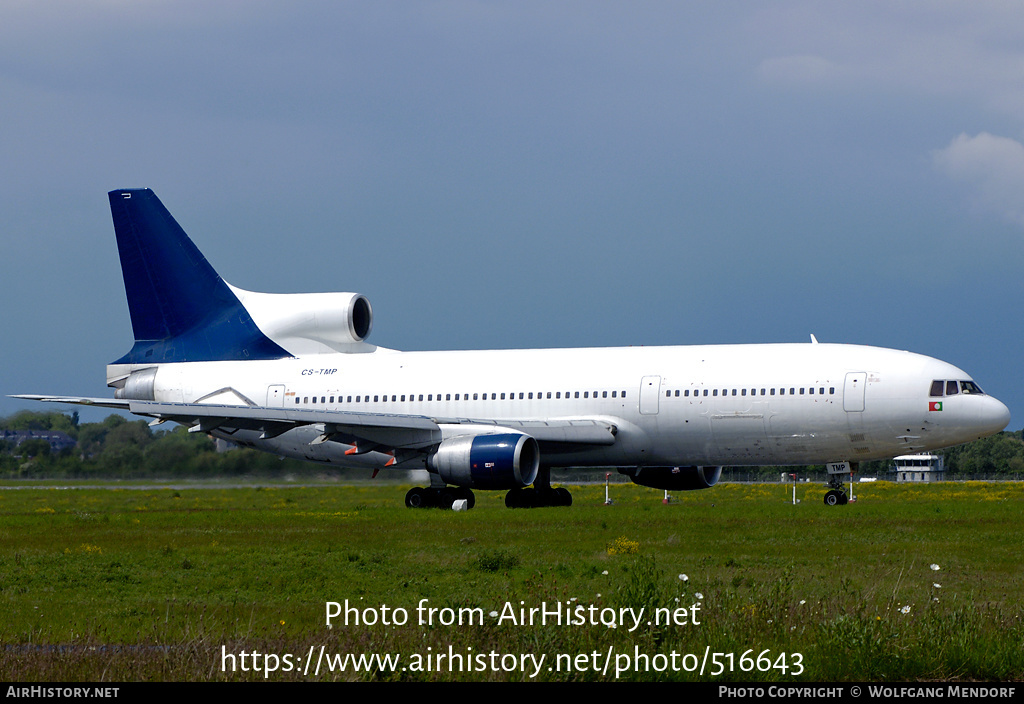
[{"xmin": 894, "ymin": 454, "xmax": 944, "ymax": 483}]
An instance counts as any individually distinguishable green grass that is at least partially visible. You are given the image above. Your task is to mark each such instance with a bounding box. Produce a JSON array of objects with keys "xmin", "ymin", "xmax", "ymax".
[{"xmin": 0, "ymin": 480, "xmax": 1022, "ymax": 681}]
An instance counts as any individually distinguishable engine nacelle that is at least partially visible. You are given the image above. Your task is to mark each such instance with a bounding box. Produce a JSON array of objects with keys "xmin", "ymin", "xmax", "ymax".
[
  {"xmin": 619, "ymin": 466, "xmax": 722, "ymax": 491},
  {"xmin": 428, "ymin": 433, "xmax": 540, "ymax": 489},
  {"xmin": 229, "ymin": 286, "xmax": 373, "ymax": 354},
  {"xmin": 114, "ymin": 366, "xmax": 158, "ymax": 400}
]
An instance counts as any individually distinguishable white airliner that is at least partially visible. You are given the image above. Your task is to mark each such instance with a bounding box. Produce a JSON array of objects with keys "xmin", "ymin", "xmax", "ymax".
[{"xmin": 15, "ymin": 190, "xmax": 1011, "ymax": 508}]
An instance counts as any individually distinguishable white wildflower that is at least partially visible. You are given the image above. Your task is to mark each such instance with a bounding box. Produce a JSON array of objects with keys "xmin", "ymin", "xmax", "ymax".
[
  {"xmin": 679, "ymin": 574, "xmax": 689, "ymax": 582},
  {"xmin": 930, "ymin": 564, "xmax": 940, "ymax": 571},
  {"xmin": 901, "ymin": 605, "xmax": 911, "ymax": 614}
]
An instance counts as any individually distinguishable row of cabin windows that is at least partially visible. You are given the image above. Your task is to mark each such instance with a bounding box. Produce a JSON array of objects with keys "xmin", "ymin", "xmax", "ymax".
[
  {"xmin": 666, "ymin": 386, "xmax": 835, "ymax": 398},
  {"xmin": 297, "ymin": 390, "xmax": 629, "ymax": 405}
]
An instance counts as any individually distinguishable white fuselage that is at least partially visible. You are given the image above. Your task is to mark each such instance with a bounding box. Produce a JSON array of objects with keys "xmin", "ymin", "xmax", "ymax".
[{"xmin": 121, "ymin": 341, "xmax": 1010, "ymax": 470}]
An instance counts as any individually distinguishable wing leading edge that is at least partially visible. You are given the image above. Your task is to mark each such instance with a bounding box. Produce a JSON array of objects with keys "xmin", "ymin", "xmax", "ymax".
[{"xmin": 9, "ymin": 395, "xmax": 617, "ymax": 456}]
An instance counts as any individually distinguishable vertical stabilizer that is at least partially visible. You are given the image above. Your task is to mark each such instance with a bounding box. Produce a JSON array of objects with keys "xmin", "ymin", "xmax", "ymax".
[{"xmin": 109, "ymin": 189, "xmax": 291, "ymax": 364}]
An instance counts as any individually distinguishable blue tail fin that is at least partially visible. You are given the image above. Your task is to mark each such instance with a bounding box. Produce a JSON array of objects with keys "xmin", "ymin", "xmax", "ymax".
[{"xmin": 109, "ymin": 189, "xmax": 291, "ymax": 364}]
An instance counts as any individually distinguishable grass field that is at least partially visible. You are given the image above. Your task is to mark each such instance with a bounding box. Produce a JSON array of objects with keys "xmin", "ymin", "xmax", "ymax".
[{"xmin": 0, "ymin": 479, "xmax": 1022, "ymax": 681}]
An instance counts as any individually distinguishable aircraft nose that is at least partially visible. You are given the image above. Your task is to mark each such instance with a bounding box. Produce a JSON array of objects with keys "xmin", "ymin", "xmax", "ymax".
[{"xmin": 981, "ymin": 396, "xmax": 1011, "ymax": 435}]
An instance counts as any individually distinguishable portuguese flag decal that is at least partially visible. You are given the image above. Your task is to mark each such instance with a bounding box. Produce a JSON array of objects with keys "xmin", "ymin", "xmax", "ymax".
[{"xmin": 929, "ymin": 401, "xmax": 943, "ymax": 412}]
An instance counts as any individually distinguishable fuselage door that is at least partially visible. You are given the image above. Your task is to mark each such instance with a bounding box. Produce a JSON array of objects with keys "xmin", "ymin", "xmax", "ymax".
[
  {"xmin": 267, "ymin": 384, "xmax": 286, "ymax": 407},
  {"xmin": 843, "ymin": 372, "xmax": 866, "ymax": 412},
  {"xmin": 640, "ymin": 376, "xmax": 661, "ymax": 415}
]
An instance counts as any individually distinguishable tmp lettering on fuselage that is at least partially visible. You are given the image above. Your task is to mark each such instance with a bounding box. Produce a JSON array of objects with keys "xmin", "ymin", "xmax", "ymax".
[{"xmin": 15, "ymin": 190, "xmax": 1011, "ymax": 509}]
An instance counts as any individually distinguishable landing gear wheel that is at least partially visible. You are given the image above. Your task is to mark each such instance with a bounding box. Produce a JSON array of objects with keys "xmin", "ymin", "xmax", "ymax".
[
  {"xmin": 505, "ymin": 486, "xmax": 573, "ymax": 508},
  {"xmin": 505, "ymin": 487, "xmax": 531, "ymax": 508},
  {"xmin": 438, "ymin": 488, "xmax": 457, "ymax": 510},
  {"xmin": 406, "ymin": 487, "xmax": 428, "ymax": 508},
  {"xmin": 457, "ymin": 487, "xmax": 476, "ymax": 509},
  {"xmin": 823, "ymin": 489, "xmax": 847, "ymax": 506}
]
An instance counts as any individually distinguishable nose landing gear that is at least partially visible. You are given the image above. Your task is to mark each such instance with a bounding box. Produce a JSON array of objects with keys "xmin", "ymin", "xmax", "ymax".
[{"xmin": 823, "ymin": 460, "xmax": 856, "ymax": 506}]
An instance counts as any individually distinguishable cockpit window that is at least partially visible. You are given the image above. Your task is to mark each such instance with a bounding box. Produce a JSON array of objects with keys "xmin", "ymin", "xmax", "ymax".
[{"xmin": 931, "ymin": 379, "xmax": 985, "ymax": 397}]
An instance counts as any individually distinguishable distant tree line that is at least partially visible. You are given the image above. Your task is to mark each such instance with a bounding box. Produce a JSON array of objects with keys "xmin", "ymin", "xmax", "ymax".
[
  {"xmin": 0, "ymin": 410, "xmax": 368, "ymax": 479},
  {"xmin": 2, "ymin": 410, "xmax": 1023, "ymax": 481}
]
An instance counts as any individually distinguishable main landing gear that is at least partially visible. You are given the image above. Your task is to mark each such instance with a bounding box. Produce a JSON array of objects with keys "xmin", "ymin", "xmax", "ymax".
[
  {"xmin": 404, "ymin": 466, "xmax": 575, "ymax": 509},
  {"xmin": 405, "ymin": 486, "xmax": 475, "ymax": 510},
  {"xmin": 504, "ymin": 486, "xmax": 572, "ymax": 508},
  {"xmin": 506, "ymin": 466, "xmax": 573, "ymax": 508}
]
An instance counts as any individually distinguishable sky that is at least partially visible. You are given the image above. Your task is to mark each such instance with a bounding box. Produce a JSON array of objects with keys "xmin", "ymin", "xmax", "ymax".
[{"xmin": 3, "ymin": 2, "xmax": 1024, "ymax": 429}]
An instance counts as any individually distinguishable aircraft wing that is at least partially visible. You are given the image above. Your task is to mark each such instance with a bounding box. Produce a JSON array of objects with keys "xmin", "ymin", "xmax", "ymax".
[
  {"xmin": 10, "ymin": 396, "xmax": 618, "ymax": 452},
  {"xmin": 11, "ymin": 395, "xmax": 133, "ymax": 410}
]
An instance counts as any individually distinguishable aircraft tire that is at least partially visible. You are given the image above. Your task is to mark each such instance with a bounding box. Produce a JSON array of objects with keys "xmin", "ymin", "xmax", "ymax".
[
  {"xmin": 406, "ymin": 487, "xmax": 428, "ymax": 508},
  {"xmin": 438, "ymin": 488, "xmax": 457, "ymax": 510},
  {"xmin": 556, "ymin": 487, "xmax": 572, "ymax": 507},
  {"xmin": 823, "ymin": 490, "xmax": 843, "ymax": 506}
]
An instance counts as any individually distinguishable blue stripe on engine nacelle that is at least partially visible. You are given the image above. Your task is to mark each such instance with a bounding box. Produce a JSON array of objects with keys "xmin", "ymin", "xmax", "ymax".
[{"xmin": 109, "ymin": 189, "xmax": 291, "ymax": 364}]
